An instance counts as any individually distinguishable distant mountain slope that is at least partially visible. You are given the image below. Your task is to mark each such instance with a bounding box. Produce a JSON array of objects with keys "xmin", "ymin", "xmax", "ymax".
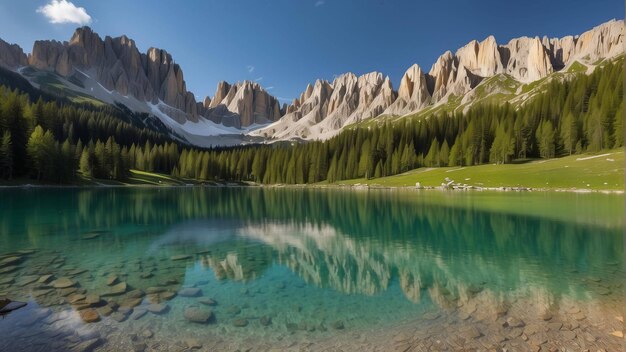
[
  {"xmin": 254, "ymin": 19, "xmax": 624, "ymax": 141},
  {"xmin": 0, "ymin": 19, "xmax": 622, "ymax": 146}
]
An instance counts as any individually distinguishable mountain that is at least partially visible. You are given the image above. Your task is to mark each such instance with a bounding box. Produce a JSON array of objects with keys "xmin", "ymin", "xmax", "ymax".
[
  {"xmin": 202, "ymin": 80, "xmax": 284, "ymax": 128},
  {"xmin": 255, "ymin": 19, "xmax": 624, "ymax": 140},
  {"xmin": 0, "ymin": 19, "xmax": 623, "ymax": 145},
  {"xmin": 252, "ymin": 72, "xmax": 396, "ymax": 139},
  {"xmin": 0, "ymin": 27, "xmax": 283, "ymax": 146}
]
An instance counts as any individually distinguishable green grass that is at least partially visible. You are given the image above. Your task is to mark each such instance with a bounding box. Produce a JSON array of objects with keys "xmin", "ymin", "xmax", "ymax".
[
  {"xmin": 335, "ymin": 150, "xmax": 624, "ymax": 191},
  {"xmin": 567, "ymin": 61, "xmax": 588, "ymax": 73},
  {"xmin": 25, "ymin": 70, "xmax": 105, "ymax": 107}
]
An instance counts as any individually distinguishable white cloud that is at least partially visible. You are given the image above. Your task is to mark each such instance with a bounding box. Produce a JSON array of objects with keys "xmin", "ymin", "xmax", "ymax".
[
  {"xmin": 255, "ymin": 77, "xmax": 263, "ymax": 82},
  {"xmin": 246, "ymin": 65, "xmax": 255, "ymax": 73},
  {"xmin": 314, "ymin": 1, "xmax": 325, "ymax": 7},
  {"xmin": 37, "ymin": 0, "xmax": 92, "ymax": 25},
  {"xmin": 266, "ymin": 86, "xmax": 274, "ymax": 90}
]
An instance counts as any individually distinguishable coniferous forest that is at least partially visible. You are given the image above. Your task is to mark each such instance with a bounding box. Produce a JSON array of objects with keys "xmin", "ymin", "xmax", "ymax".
[{"xmin": 0, "ymin": 59, "xmax": 622, "ymax": 184}]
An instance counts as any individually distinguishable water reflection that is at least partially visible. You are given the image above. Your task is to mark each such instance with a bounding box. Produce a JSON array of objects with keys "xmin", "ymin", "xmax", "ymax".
[{"xmin": 0, "ymin": 187, "xmax": 623, "ymax": 351}]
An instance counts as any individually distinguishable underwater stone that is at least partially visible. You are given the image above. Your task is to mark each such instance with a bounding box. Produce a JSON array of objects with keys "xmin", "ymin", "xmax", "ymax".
[
  {"xmin": 198, "ymin": 297, "xmax": 217, "ymax": 306},
  {"xmin": 79, "ymin": 308, "xmax": 100, "ymax": 323},
  {"xmin": 233, "ymin": 318, "xmax": 249, "ymax": 327},
  {"xmin": 52, "ymin": 277, "xmax": 75, "ymax": 288},
  {"xmin": 147, "ymin": 303, "xmax": 169, "ymax": 314},
  {"xmin": 184, "ymin": 307, "xmax": 213, "ymax": 324},
  {"xmin": 178, "ymin": 287, "xmax": 201, "ymax": 297}
]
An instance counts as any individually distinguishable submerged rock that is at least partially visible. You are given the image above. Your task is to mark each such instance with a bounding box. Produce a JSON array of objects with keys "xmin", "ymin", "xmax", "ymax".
[
  {"xmin": 233, "ymin": 318, "xmax": 248, "ymax": 327},
  {"xmin": 184, "ymin": 307, "xmax": 213, "ymax": 324},
  {"xmin": 103, "ymin": 282, "xmax": 127, "ymax": 296},
  {"xmin": 146, "ymin": 303, "xmax": 169, "ymax": 314},
  {"xmin": 0, "ymin": 256, "xmax": 21, "ymax": 267},
  {"xmin": 184, "ymin": 338, "xmax": 202, "ymax": 349},
  {"xmin": 0, "ymin": 298, "xmax": 27, "ymax": 314},
  {"xmin": 52, "ymin": 277, "xmax": 75, "ymax": 289},
  {"xmin": 171, "ymin": 255, "xmax": 191, "ymax": 261},
  {"xmin": 79, "ymin": 308, "xmax": 100, "ymax": 323},
  {"xmin": 178, "ymin": 287, "xmax": 202, "ymax": 297},
  {"xmin": 82, "ymin": 233, "xmax": 101, "ymax": 240},
  {"xmin": 197, "ymin": 297, "xmax": 217, "ymax": 306},
  {"xmin": 131, "ymin": 308, "xmax": 147, "ymax": 320},
  {"xmin": 106, "ymin": 275, "xmax": 118, "ymax": 286}
]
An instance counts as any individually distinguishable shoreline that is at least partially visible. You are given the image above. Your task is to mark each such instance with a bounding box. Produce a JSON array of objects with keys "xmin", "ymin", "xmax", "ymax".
[{"xmin": 0, "ymin": 181, "xmax": 623, "ymax": 194}]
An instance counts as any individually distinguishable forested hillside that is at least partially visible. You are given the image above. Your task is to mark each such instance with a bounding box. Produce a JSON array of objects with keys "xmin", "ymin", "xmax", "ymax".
[{"xmin": 0, "ymin": 58, "xmax": 622, "ymax": 184}]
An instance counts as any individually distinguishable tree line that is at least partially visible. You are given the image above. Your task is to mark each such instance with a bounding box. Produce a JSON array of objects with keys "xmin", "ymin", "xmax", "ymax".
[{"xmin": 0, "ymin": 58, "xmax": 622, "ymax": 184}]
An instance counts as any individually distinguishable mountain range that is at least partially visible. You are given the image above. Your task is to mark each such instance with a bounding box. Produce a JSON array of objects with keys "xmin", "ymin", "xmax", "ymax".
[{"xmin": 0, "ymin": 19, "xmax": 623, "ymax": 146}]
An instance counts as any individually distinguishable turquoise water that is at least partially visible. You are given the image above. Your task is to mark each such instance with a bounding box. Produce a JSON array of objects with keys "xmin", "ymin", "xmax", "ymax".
[{"xmin": 0, "ymin": 187, "xmax": 623, "ymax": 351}]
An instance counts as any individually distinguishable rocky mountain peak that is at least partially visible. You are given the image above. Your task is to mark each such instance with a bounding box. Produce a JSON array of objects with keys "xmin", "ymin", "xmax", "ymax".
[
  {"xmin": 204, "ymin": 80, "xmax": 282, "ymax": 128},
  {"xmin": 0, "ymin": 39, "xmax": 28, "ymax": 69},
  {"xmin": 384, "ymin": 64, "xmax": 430, "ymax": 116}
]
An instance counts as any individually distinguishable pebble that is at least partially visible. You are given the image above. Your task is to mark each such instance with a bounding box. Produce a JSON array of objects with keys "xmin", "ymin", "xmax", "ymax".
[
  {"xmin": 82, "ymin": 233, "xmax": 100, "ymax": 240},
  {"xmin": 141, "ymin": 329, "xmax": 153, "ymax": 338},
  {"xmin": 79, "ymin": 308, "xmax": 100, "ymax": 323},
  {"xmin": 52, "ymin": 277, "xmax": 75, "ymax": 289},
  {"xmin": 85, "ymin": 294, "xmax": 101, "ymax": 305},
  {"xmin": 178, "ymin": 287, "xmax": 202, "ymax": 297},
  {"xmin": 184, "ymin": 338, "xmax": 202, "ymax": 349},
  {"xmin": 131, "ymin": 308, "xmax": 148, "ymax": 320},
  {"xmin": 233, "ymin": 318, "xmax": 249, "ymax": 327},
  {"xmin": 146, "ymin": 303, "xmax": 169, "ymax": 314},
  {"xmin": 120, "ymin": 297, "xmax": 142, "ymax": 308},
  {"xmin": 103, "ymin": 282, "xmax": 127, "ymax": 296},
  {"xmin": 0, "ymin": 300, "xmax": 27, "ymax": 314},
  {"xmin": 610, "ymin": 330, "xmax": 624, "ymax": 338},
  {"xmin": 97, "ymin": 305, "xmax": 114, "ymax": 317},
  {"xmin": 126, "ymin": 289, "xmax": 145, "ymax": 299},
  {"xmin": 198, "ymin": 297, "xmax": 217, "ymax": 306},
  {"xmin": 184, "ymin": 307, "xmax": 213, "ymax": 324},
  {"xmin": 111, "ymin": 311, "xmax": 130, "ymax": 322},
  {"xmin": 37, "ymin": 274, "xmax": 54, "ymax": 284},
  {"xmin": 0, "ymin": 256, "xmax": 21, "ymax": 267},
  {"xmin": 106, "ymin": 275, "xmax": 118, "ymax": 286},
  {"xmin": 506, "ymin": 317, "xmax": 525, "ymax": 328},
  {"xmin": 131, "ymin": 342, "xmax": 147, "ymax": 352}
]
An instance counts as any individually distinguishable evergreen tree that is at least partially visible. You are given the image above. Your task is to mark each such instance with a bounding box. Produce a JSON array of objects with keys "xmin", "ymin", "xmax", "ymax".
[{"xmin": 0, "ymin": 131, "xmax": 13, "ymax": 179}]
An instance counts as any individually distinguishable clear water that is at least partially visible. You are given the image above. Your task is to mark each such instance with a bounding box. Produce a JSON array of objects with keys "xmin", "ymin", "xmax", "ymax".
[{"xmin": 0, "ymin": 187, "xmax": 623, "ymax": 351}]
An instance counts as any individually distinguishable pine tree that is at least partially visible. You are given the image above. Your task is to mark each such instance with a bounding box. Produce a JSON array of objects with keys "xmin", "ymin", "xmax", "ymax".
[
  {"xmin": 536, "ymin": 120, "xmax": 556, "ymax": 158},
  {"xmin": 0, "ymin": 131, "xmax": 13, "ymax": 179},
  {"xmin": 560, "ymin": 112, "xmax": 578, "ymax": 155}
]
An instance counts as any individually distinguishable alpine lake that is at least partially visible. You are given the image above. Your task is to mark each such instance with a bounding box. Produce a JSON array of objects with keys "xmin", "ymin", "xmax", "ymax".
[{"xmin": 0, "ymin": 187, "xmax": 623, "ymax": 351}]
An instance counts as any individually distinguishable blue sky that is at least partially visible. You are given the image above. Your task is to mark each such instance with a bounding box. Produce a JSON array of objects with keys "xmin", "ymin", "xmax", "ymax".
[{"xmin": 0, "ymin": 0, "xmax": 623, "ymax": 103}]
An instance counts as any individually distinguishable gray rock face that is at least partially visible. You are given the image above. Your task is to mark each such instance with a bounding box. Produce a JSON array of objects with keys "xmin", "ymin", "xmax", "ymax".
[
  {"xmin": 426, "ymin": 19, "xmax": 623, "ymax": 108},
  {"xmin": 0, "ymin": 39, "xmax": 28, "ymax": 69},
  {"xmin": 384, "ymin": 64, "xmax": 430, "ymax": 116},
  {"xmin": 26, "ymin": 27, "xmax": 198, "ymax": 122},
  {"xmin": 204, "ymin": 80, "xmax": 282, "ymax": 128},
  {"xmin": 1, "ymin": 19, "xmax": 622, "ymax": 141},
  {"xmin": 252, "ymin": 71, "xmax": 396, "ymax": 139}
]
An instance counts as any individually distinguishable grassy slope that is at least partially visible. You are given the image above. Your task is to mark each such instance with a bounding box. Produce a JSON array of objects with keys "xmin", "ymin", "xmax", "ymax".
[{"xmin": 335, "ymin": 150, "xmax": 625, "ymax": 191}]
